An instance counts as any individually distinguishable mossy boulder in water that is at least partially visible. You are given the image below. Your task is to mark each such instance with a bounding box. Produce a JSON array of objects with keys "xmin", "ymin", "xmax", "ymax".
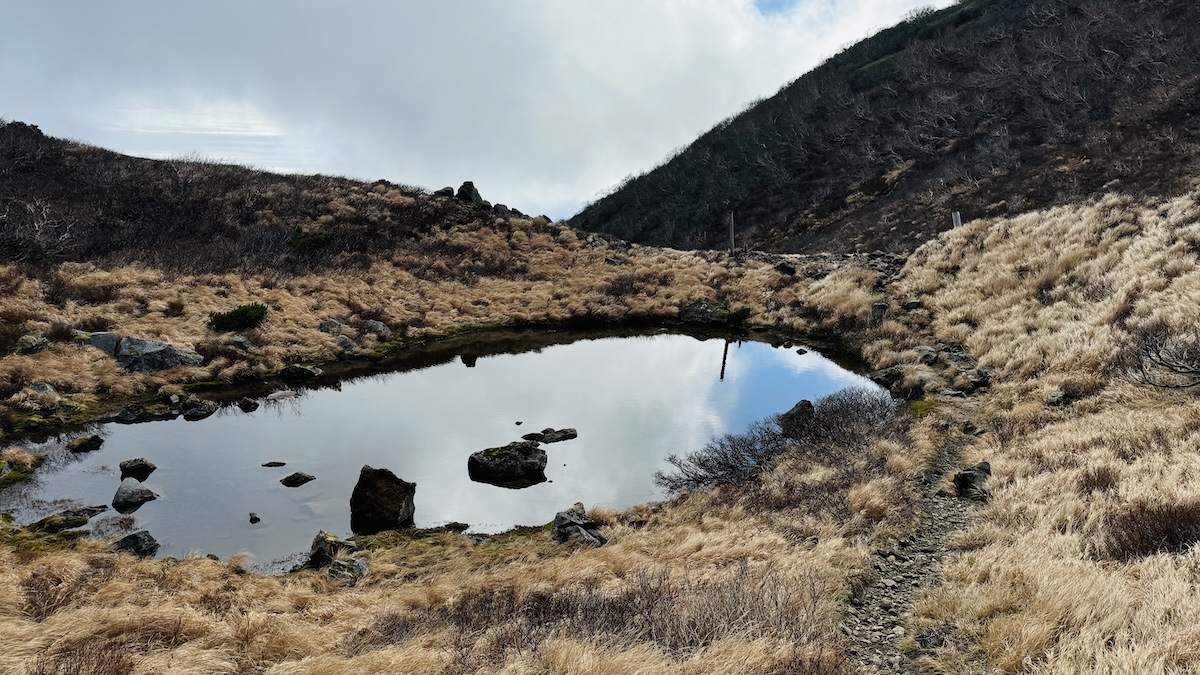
[
  {"xmin": 468, "ymin": 441, "xmax": 547, "ymax": 489},
  {"xmin": 350, "ymin": 465, "xmax": 416, "ymax": 535},
  {"xmin": 112, "ymin": 477, "xmax": 158, "ymax": 513}
]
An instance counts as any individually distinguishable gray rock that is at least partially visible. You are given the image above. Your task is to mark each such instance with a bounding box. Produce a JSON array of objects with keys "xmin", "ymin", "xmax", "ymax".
[
  {"xmin": 553, "ymin": 503, "xmax": 606, "ymax": 547},
  {"xmin": 468, "ymin": 441, "xmax": 547, "ymax": 488},
  {"xmin": 779, "ymin": 399, "xmax": 815, "ymax": 440},
  {"xmin": 227, "ymin": 334, "xmax": 256, "ymax": 353},
  {"xmin": 522, "ymin": 428, "xmax": 578, "ymax": 444},
  {"xmin": 965, "ymin": 368, "xmax": 991, "ymax": 392},
  {"xmin": 350, "ymin": 465, "xmax": 416, "ymax": 535},
  {"xmin": 871, "ymin": 302, "xmax": 889, "ymax": 326},
  {"xmin": 28, "ymin": 505, "xmax": 108, "ymax": 533},
  {"xmin": 15, "ymin": 332, "xmax": 48, "ymax": 354},
  {"xmin": 180, "ymin": 397, "xmax": 219, "ymax": 421},
  {"xmin": 953, "ymin": 461, "xmax": 992, "ymax": 502},
  {"xmin": 262, "ymin": 461, "xmax": 286, "ymax": 467},
  {"xmin": 266, "ymin": 390, "xmax": 299, "ymax": 401},
  {"xmin": 280, "ymin": 472, "xmax": 315, "ymax": 488},
  {"xmin": 307, "ymin": 529, "xmax": 357, "ymax": 568},
  {"xmin": 318, "ymin": 318, "xmax": 343, "ymax": 334},
  {"xmin": 913, "ymin": 345, "xmax": 939, "ymax": 364},
  {"xmin": 73, "ymin": 330, "xmax": 121, "ymax": 356},
  {"xmin": 493, "ymin": 204, "xmax": 512, "ymax": 217},
  {"xmin": 119, "ymin": 458, "xmax": 156, "ymax": 481},
  {"xmin": 112, "ymin": 477, "xmax": 158, "ymax": 513},
  {"xmin": 868, "ymin": 365, "xmax": 904, "ymax": 389},
  {"xmin": 279, "ymin": 364, "xmax": 322, "ymax": 381},
  {"xmin": 28, "ymin": 382, "xmax": 58, "ymax": 398},
  {"xmin": 456, "ymin": 181, "xmax": 484, "ymax": 204},
  {"xmin": 361, "ymin": 320, "xmax": 392, "ymax": 340},
  {"xmin": 334, "ymin": 335, "xmax": 356, "ymax": 352},
  {"xmin": 115, "ymin": 336, "xmax": 203, "ymax": 372},
  {"xmin": 237, "ymin": 397, "xmax": 260, "ymax": 413},
  {"xmin": 433, "ymin": 186, "xmax": 455, "ymax": 198},
  {"xmin": 329, "ymin": 557, "xmax": 369, "ymax": 587},
  {"xmin": 112, "ymin": 531, "xmax": 159, "ymax": 557},
  {"xmin": 249, "ymin": 513, "xmax": 261, "ymax": 524},
  {"xmin": 1045, "ymin": 390, "xmax": 1069, "ymax": 407}
]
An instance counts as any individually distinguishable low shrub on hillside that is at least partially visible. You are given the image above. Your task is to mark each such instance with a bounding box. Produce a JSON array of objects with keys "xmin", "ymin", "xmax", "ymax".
[
  {"xmin": 1099, "ymin": 499, "xmax": 1200, "ymax": 560},
  {"xmin": 207, "ymin": 303, "xmax": 268, "ymax": 331}
]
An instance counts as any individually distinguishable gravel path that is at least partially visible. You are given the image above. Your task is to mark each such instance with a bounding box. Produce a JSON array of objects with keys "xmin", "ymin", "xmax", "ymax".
[{"xmin": 845, "ymin": 434, "xmax": 975, "ymax": 674}]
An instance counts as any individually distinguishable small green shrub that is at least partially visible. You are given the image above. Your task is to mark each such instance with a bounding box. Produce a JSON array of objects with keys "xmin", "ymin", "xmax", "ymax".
[
  {"xmin": 289, "ymin": 229, "xmax": 333, "ymax": 252},
  {"xmin": 207, "ymin": 303, "xmax": 268, "ymax": 331}
]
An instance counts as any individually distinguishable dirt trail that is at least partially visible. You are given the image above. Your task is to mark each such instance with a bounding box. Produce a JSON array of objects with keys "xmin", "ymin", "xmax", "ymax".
[{"xmin": 845, "ymin": 435, "xmax": 976, "ymax": 674}]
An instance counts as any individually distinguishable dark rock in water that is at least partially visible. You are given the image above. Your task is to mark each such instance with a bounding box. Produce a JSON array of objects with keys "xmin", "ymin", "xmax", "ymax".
[
  {"xmin": 678, "ymin": 298, "xmax": 729, "ymax": 324},
  {"xmin": 280, "ymin": 472, "xmax": 315, "ymax": 488},
  {"xmin": 119, "ymin": 458, "xmax": 156, "ymax": 481},
  {"xmin": 953, "ymin": 461, "xmax": 992, "ymax": 502},
  {"xmin": 67, "ymin": 435, "xmax": 104, "ymax": 453},
  {"xmin": 515, "ymin": 421, "xmax": 522, "ymax": 425},
  {"xmin": 112, "ymin": 531, "xmax": 159, "ymax": 557},
  {"xmin": 468, "ymin": 441, "xmax": 547, "ymax": 489},
  {"xmin": 795, "ymin": 347, "xmax": 808, "ymax": 355},
  {"xmin": 461, "ymin": 354, "xmax": 477, "ymax": 368},
  {"xmin": 16, "ymin": 332, "xmax": 48, "ymax": 354},
  {"xmin": 329, "ymin": 557, "xmax": 369, "ymax": 587},
  {"xmin": 249, "ymin": 513, "xmax": 261, "ymax": 524},
  {"xmin": 29, "ymin": 505, "xmax": 108, "ymax": 533},
  {"xmin": 115, "ymin": 406, "xmax": 144, "ymax": 424},
  {"xmin": 779, "ymin": 400, "xmax": 815, "ymax": 440},
  {"xmin": 262, "ymin": 461, "xmax": 286, "ymax": 468},
  {"xmin": 180, "ymin": 397, "xmax": 219, "ymax": 421},
  {"xmin": 73, "ymin": 330, "xmax": 120, "ymax": 357},
  {"xmin": 115, "ymin": 336, "xmax": 203, "ymax": 372},
  {"xmin": 112, "ymin": 477, "xmax": 158, "ymax": 513},
  {"xmin": 307, "ymin": 529, "xmax": 357, "ymax": 568},
  {"xmin": 279, "ymin": 364, "xmax": 322, "ymax": 381},
  {"xmin": 433, "ymin": 186, "xmax": 455, "ymax": 198},
  {"xmin": 522, "ymin": 428, "xmax": 578, "ymax": 444},
  {"xmin": 350, "ymin": 465, "xmax": 416, "ymax": 535},
  {"xmin": 553, "ymin": 502, "xmax": 606, "ymax": 547},
  {"xmin": 456, "ymin": 181, "xmax": 484, "ymax": 205},
  {"xmin": 237, "ymin": 397, "xmax": 260, "ymax": 413}
]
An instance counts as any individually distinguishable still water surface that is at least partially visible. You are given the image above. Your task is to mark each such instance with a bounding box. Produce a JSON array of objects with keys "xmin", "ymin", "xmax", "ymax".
[{"xmin": 3, "ymin": 332, "xmax": 876, "ymax": 566}]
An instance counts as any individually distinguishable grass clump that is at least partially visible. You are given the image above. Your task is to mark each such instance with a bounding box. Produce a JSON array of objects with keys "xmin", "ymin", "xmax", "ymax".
[
  {"xmin": 207, "ymin": 302, "xmax": 268, "ymax": 331},
  {"xmin": 0, "ymin": 447, "xmax": 44, "ymax": 486}
]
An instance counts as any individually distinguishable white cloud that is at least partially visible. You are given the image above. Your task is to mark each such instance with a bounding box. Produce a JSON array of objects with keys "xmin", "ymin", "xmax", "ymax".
[{"xmin": 1, "ymin": 0, "xmax": 955, "ymax": 217}]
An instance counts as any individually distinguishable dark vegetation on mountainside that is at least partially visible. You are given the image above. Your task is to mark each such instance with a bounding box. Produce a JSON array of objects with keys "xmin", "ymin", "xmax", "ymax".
[
  {"xmin": 571, "ymin": 0, "xmax": 1200, "ymax": 254},
  {"xmin": 0, "ymin": 121, "xmax": 525, "ymax": 274}
]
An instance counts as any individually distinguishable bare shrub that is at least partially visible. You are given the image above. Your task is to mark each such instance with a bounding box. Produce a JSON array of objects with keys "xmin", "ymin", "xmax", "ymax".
[
  {"xmin": 1099, "ymin": 499, "xmax": 1200, "ymax": 560},
  {"xmin": 1122, "ymin": 319, "xmax": 1200, "ymax": 388},
  {"xmin": 655, "ymin": 387, "xmax": 902, "ymax": 494}
]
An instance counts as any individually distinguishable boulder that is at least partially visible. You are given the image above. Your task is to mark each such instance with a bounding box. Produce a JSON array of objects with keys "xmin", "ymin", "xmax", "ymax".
[
  {"xmin": 112, "ymin": 531, "xmax": 159, "ymax": 557},
  {"xmin": 15, "ymin": 332, "xmax": 48, "ymax": 354},
  {"xmin": 74, "ymin": 330, "xmax": 121, "ymax": 356},
  {"xmin": 868, "ymin": 365, "xmax": 904, "ymax": 390},
  {"xmin": 361, "ymin": 320, "xmax": 392, "ymax": 340},
  {"xmin": 467, "ymin": 441, "xmax": 547, "ymax": 489},
  {"xmin": 28, "ymin": 505, "xmax": 108, "ymax": 533},
  {"xmin": 307, "ymin": 529, "xmax": 357, "ymax": 568},
  {"xmin": 433, "ymin": 186, "xmax": 455, "ymax": 198},
  {"xmin": 779, "ymin": 399, "xmax": 815, "ymax": 440},
  {"xmin": 67, "ymin": 435, "xmax": 104, "ymax": 453},
  {"xmin": 521, "ymin": 428, "xmax": 578, "ymax": 444},
  {"xmin": 115, "ymin": 337, "xmax": 203, "ymax": 372},
  {"xmin": 262, "ymin": 461, "xmax": 286, "ymax": 467},
  {"xmin": 28, "ymin": 382, "xmax": 58, "ymax": 398},
  {"xmin": 493, "ymin": 204, "xmax": 512, "ymax": 217},
  {"xmin": 456, "ymin": 181, "xmax": 484, "ymax": 204},
  {"xmin": 119, "ymin": 458, "xmax": 156, "ymax": 481},
  {"xmin": 237, "ymin": 397, "xmax": 260, "ymax": 413},
  {"xmin": 552, "ymin": 503, "xmax": 606, "ymax": 547},
  {"xmin": 180, "ymin": 397, "xmax": 219, "ymax": 421},
  {"xmin": 112, "ymin": 477, "xmax": 158, "ymax": 513},
  {"xmin": 318, "ymin": 318, "xmax": 344, "ymax": 333},
  {"xmin": 350, "ymin": 465, "xmax": 416, "ymax": 534},
  {"xmin": 279, "ymin": 364, "xmax": 322, "ymax": 381},
  {"xmin": 678, "ymin": 298, "xmax": 729, "ymax": 324},
  {"xmin": 953, "ymin": 461, "xmax": 992, "ymax": 502},
  {"xmin": 280, "ymin": 472, "xmax": 315, "ymax": 488}
]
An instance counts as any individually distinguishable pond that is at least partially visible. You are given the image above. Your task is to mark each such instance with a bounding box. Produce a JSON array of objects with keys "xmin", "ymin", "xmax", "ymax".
[{"xmin": 1, "ymin": 330, "xmax": 878, "ymax": 568}]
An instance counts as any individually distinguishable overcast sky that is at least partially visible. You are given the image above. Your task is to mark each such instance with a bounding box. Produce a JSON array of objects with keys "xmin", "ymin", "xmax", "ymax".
[{"xmin": 2, "ymin": 0, "xmax": 954, "ymax": 219}]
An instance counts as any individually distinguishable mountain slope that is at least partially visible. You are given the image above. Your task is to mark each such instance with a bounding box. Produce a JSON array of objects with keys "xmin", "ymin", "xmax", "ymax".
[{"xmin": 570, "ymin": 0, "xmax": 1200, "ymax": 253}]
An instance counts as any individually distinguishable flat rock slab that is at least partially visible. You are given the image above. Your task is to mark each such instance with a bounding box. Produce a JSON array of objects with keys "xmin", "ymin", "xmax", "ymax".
[
  {"xmin": 521, "ymin": 428, "xmax": 578, "ymax": 444},
  {"xmin": 280, "ymin": 472, "xmax": 315, "ymax": 487}
]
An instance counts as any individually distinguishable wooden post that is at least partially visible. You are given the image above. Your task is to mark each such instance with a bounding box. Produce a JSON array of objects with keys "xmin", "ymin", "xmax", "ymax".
[
  {"xmin": 952, "ymin": 211, "xmax": 962, "ymax": 228},
  {"xmin": 728, "ymin": 212, "xmax": 735, "ymax": 254},
  {"xmin": 720, "ymin": 339, "xmax": 730, "ymax": 381}
]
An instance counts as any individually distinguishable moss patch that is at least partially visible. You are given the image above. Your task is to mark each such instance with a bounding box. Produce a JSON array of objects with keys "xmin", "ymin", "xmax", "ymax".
[
  {"xmin": 0, "ymin": 454, "xmax": 45, "ymax": 487},
  {"xmin": 908, "ymin": 400, "xmax": 937, "ymax": 418},
  {"xmin": 0, "ymin": 521, "xmax": 85, "ymax": 561}
]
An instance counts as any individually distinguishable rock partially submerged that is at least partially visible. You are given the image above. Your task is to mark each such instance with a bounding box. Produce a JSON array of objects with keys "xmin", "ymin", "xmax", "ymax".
[
  {"xmin": 112, "ymin": 477, "xmax": 158, "ymax": 513},
  {"xmin": 180, "ymin": 397, "xmax": 219, "ymax": 421},
  {"xmin": 119, "ymin": 458, "xmax": 156, "ymax": 481},
  {"xmin": 307, "ymin": 529, "xmax": 357, "ymax": 568},
  {"xmin": 280, "ymin": 472, "xmax": 315, "ymax": 488},
  {"xmin": 520, "ymin": 428, "xmax": 578, "ymax": 444},
  {"xmin": 237, "ymin": 397, "xmax": 260, "ymax": 413},
  {"xmin": 279, "ymin": 364, "xmax": 322, "ymax": 381},
  {"xmin": 350, "ymin": 465, "xmax": 416, "ymax": 535},
  {"xmin": 553, "ymin": 503, "xmax": 606, "ymax": 547},
  {"xmin": 953, "ymin": 461, "xmax": 992, "ymax": 502},
  {"xmin": 67, "ymin": 435, "xmax": 104, "ymax": 453},
  {"xmin": 29, "ymin": 505, "xmax": 108, "ymax": 533},
  {"xmin": 468, "ymin": 441, "xmax": 547, "ymax": 488},
  {"xmin": 112, "ymin": 531, "xmax": 159, "ymax": 557}
]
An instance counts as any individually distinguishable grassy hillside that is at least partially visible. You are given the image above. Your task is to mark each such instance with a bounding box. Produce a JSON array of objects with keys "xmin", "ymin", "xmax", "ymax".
[{"xmin": 570, "ymin": 0, "xmax": 1200, "ymax": 254}]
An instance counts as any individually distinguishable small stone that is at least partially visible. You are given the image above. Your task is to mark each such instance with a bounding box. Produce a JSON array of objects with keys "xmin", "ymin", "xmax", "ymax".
[
  {"xmin": 882, "ymin": 579, "xmax": 897, "ymax": 588},
  {"xmin": 262, "ymin": 461, "xmax": 286, "ymax": 468},
  {"xmin": 249, "ymin": 513, "xmax": 261, "ymax": 524},
  {"xmin": 893, "ymin": 626, "xmax": 906, "ymax": 637},
  {"xmin": 237, "ymin": 397, "xmax": 260, "ymax": 413},
  {"xmin": 119, "ymin": 458, "xmax": 156, "ymax": 481}
]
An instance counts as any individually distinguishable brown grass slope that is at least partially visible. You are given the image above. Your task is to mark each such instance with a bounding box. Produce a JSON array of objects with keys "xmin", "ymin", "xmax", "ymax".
[{"xmin": 570, "ymin": 0, "xmax": 1200, "ymax": 254}]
